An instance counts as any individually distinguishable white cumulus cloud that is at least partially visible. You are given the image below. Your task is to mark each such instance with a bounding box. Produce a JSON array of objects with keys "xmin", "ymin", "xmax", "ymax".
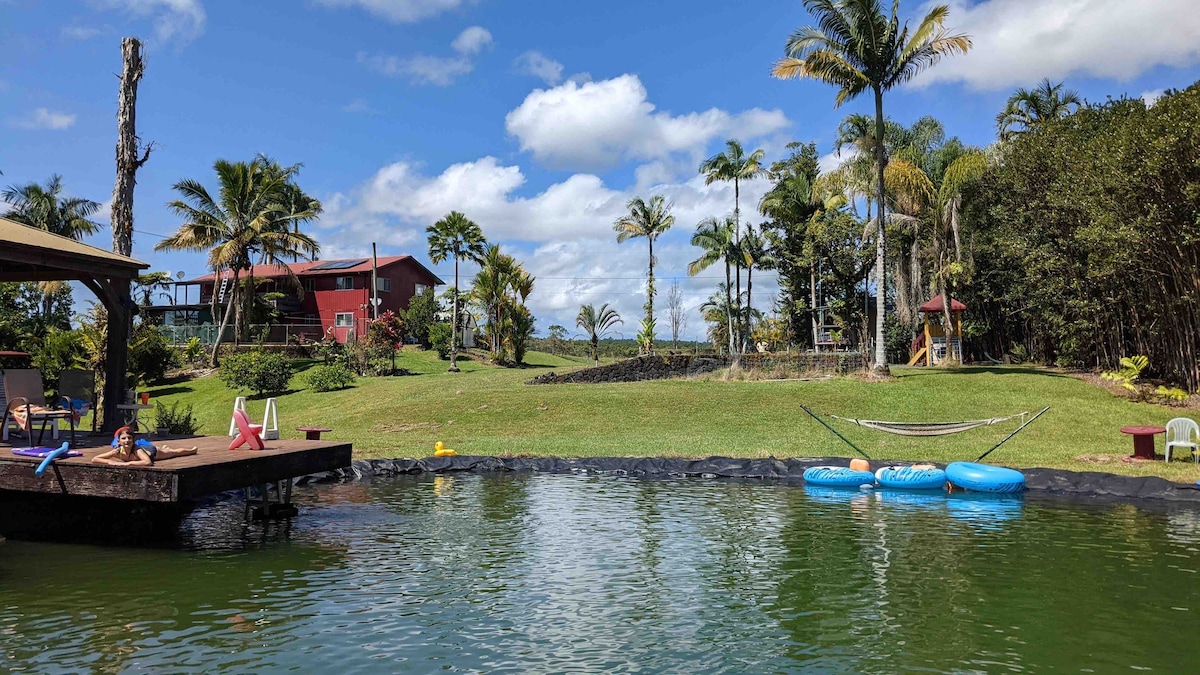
[
  {"xmin": 914, "ymin": 0, "xmax": 1200, "ymax": 90},
  {"xmin": 505, "ymin": 74, "xmax": 791, "ymax": 171},
  {"xmin": 313, "ymin": 0, "xmax": 465, "ymax": 23},
  {"xmin": 9, "ymin": 108, "xmax": 77, "ymax": 130},
  {"xmin": 358, "ymin": 26, "xmax": 491, "ymax": 86},
  {"xmin": 97, "ymin": 0, "xmax": 206, "ymax": 45},
  {"xmin": 514, "ymin": 50, "xmax": 564, "ymax": 85},
  {"xmin": 314, "ymin": 155, "xmax": 777, "ymax": 338},
  {"xmin": 451, "ymin": 25, "xmax": 492, "ymax": 55}
]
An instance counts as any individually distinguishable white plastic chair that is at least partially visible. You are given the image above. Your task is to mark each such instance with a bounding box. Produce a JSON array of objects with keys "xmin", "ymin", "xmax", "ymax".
[{"xmin": 1164, "ymin": 417, "xmax": 1200, "ymax": 463}]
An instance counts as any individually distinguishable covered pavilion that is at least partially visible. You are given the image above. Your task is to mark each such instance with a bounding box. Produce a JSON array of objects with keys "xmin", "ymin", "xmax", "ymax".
[{"xmin": 0, "ymin": 216, "xmax": 148, "ymax": 431}]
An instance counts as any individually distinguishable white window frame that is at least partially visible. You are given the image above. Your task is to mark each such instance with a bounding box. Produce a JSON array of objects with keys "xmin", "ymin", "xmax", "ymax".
[
  {"xmin": 414, "ymin": 283, "xmax": 430, "ymax": 296},
  {"xmin": 335, "ymin": 276, "xmax": 354, "ymax": 291},
  {"xmin": 334, "ymin": 312, "xmax": 355, "ymax": 328},
  {"xmin": 376, "ymin": 277, "xmax": 391, "ymax": 293}
]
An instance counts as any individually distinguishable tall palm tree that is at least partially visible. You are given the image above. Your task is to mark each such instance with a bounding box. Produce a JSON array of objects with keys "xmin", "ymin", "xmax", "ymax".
[
  {"xmin": 700, "ymin": 139, "xmax": 766, "ymax": 351},
  {"xmin": 2, "ymin": 174, "xmax": 101, "ymax": 239},
  {"xmin": 156, "ymin": 158, "xmax": 320, "ymax": 364},
  {"xmin": 688, "ymin": 216, "xmax": 740, "ymax": 358},
  {"xmin": 427, "ymin": 211, "xmax": 488, "ymax": 372},
  {"xmin": 576, "ymin": 303, "xmax": 623, "ymax": 366},
  {"xmin": 773, "ymin": 0, "xmax": 971, "ymax": 372},
  {"xmin": 613, "ymin": 195, "xmax": 675, "ymax": 354},
  {"xmin": 996, "ymin": 78, "xmax": 1082, "ymax": 141}
]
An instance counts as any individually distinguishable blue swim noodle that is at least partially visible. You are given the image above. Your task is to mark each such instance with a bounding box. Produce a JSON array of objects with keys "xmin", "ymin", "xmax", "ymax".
[{"xmin": 35, "ymin": 442, "xmax": 72, "ymax": 477}]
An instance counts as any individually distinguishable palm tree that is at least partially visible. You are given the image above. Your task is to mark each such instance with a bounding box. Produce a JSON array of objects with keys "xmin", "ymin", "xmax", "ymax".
[
  {"xmin": 613, "ymin": 195, "xmax": 675, "ymax": 354},
  {"xmin": 156, "ymin": 158, "xmax": 320, "ymax": 364},
  {"xmin": 2, "ymin": 174, "xmax": 101, "ymax": 239},
  {"xmin": 472, "ymin": 245, "xmax": 534, "ymax": 361},
  {"xmin": 773, "ymin": 0, "xmax": 971, "ymax": 372},
  {"xmin": 700, "ymin": 139, "xmax": 766, "ymax": 351},
  {"xmin": 740, "ymin": 225, "xmax": 772, "ymax": 346},
  {"xmin": 427, "ymin": 211, "xmax": 488, "ymax": 372},
  {"xmin": 576, "ymin": 303, "xmax": 623, "ymax": 366},
  {"xmin": 996, "ymin": 78, "xmax": 1082, "ymax": 140},
  {"xmin": 761, "ymin": 172, "xmax": 848, "ymax": 348},
  {"xmin": 688, "ymin": 216, "xmax": 740, "ymax": 358},
  {"xmin": 699, "ymin": 285, "xmax": 737, "ymax": 349}
]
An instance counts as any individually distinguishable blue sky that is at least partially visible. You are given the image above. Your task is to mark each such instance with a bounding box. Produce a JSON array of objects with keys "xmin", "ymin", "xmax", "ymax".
[{"xmin": 3, "ymin": 0, "xmax": 1199, "ymax": 339}]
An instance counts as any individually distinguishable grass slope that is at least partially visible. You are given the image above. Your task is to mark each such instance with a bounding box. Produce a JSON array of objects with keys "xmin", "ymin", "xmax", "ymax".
[{"xmin": 146, "ymin": 350, "xmax": 1200, "ymax": 481}]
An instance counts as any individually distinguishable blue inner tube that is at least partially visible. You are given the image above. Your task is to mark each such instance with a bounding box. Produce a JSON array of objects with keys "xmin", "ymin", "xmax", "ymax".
[
  {"xmin": 945, "ymin": 461, "xmax": 1026, "ymax": 493},
  {"xmin": 875, "ymin": 465, "xmax": 947, "ymax": 490},
  {"xmin": 803, "ymin": 466, "xmax": 876, "ymax": 488}
]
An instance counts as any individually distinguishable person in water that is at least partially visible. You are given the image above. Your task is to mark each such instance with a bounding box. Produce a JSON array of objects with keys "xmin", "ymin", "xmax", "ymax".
[{"xmin": 92, "ymin": 428, "xmax": 198, "ymax": 466}]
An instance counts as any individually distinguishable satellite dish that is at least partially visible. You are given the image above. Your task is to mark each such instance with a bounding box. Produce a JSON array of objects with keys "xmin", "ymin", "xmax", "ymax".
[{"xmin": 176, "ymin": 271, "xmax": 186, "ymax": 280}]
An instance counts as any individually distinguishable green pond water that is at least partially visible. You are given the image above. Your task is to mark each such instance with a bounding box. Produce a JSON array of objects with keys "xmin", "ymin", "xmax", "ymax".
[{"xmin": 2, "ymin": 474, "xmax": 1200, "ymax": 673}]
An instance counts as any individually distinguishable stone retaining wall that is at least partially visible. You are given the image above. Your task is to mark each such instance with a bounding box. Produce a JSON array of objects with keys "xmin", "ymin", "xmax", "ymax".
[{"xmin": 527, "ymin": 352, "xmax": 865, "ymax": 385}]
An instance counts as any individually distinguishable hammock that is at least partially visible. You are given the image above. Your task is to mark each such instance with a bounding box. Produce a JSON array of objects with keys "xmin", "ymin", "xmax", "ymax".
[{"xmin": 829, "ymin": 412, "xmax": 1029, "ymax": 437}]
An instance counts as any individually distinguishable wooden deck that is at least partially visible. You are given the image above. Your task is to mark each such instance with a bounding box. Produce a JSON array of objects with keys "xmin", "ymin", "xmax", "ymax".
[{"xmin": 0, "ymin": 434, "xmax": 352, "ymax": 503}]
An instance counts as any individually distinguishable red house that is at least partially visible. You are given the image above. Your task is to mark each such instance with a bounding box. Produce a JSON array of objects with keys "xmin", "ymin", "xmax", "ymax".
[{"xmin": 154, "ymin": 256, "xmax": 443, "ymax": 343}]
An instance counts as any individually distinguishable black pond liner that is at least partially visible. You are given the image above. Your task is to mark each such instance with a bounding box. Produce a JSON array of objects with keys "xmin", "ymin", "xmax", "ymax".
[{"xmin": 295, "ymin": 456, "xmax": 1200, "ymax": 505}]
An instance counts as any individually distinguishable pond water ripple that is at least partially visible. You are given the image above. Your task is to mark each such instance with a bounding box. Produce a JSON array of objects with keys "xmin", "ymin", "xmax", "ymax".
[{"xmin": 2, "ymin": 474, "xmax": 1199, "ymax": 673}]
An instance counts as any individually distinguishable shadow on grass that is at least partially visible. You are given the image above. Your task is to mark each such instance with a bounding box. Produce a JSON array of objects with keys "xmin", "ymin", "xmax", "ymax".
[
  {"xmin": 246, "ymin": 389, "xmax": 304, "ymax": 400},
  {"xmin": 148, "ymin": 385, "xmax": 194, "ymax": 396},
  {"xmin": 902, "ymin": 365, "xmax": 1074, "ymax": 379}
]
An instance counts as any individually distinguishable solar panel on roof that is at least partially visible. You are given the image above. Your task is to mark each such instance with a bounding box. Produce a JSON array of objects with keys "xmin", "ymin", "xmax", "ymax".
[{"xmin": 309, "ymin": 259, "xmax": 367, "ymax": 271}]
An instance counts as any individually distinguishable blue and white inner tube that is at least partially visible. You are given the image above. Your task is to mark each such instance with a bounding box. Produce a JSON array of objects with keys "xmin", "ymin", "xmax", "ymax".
[
  {"xmin": 803, "ymin": 466, "xmax": 876, "ymax": 488},
  {"xmin": 875, "ymin": 465, "xmax": 947, "ymax": 490},
  {"xmin": 945, "ymin": 461, "xmax": 1026, "ymax": 493}
]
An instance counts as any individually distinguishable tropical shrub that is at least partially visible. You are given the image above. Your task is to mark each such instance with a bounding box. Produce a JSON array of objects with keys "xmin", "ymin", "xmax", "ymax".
[
  {"xmin": 218, "ymin": 349, "xmax": 293, "ymax": 396},
  {"xmin": 366, "ymin": 311, "xmax": 405, "ymax": 372},
  {"xmin": 31, "ymin": 328, "xmax": 82, "ymax": 387},
  {"xmin": 182, "ymin": 336, "xmax": 206, "ymax": 365},
  {"xmin": 154, "ymin": 400, "xmax": 199, "ymax": 434},
  {"xmin": 305, "ymin": 364, "xmax": 356, "ymax": 392},
  {"xmin": 129, "ymin": 324, "xmax": 179, "ymax": 385},
  {"xmin": 429, "ymin": 322, "xmax": 452, "ymax": 360}
]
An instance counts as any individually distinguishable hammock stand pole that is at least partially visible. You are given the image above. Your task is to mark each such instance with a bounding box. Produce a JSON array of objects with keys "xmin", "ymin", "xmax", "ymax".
[
  {"xmin": 975, "ymin": 406, "xmax": 1050, "ymax": 462},
  {"xmin": 801, "ymin": 405, "xmax": 872, "ymax": 460}
]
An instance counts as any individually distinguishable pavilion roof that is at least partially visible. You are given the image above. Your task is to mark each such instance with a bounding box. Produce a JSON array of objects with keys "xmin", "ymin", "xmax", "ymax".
[
  {"xmin": 919, "ymin": 294, "xmax": 967, "ymax": 313},
  {"xmin": 0, "ymin": 216, "xmax": 148, "ymax": 281}
]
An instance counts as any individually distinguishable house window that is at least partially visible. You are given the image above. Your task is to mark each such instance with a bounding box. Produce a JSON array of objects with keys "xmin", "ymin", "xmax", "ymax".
[
  {"xmin": 303, "ymin": 278, "xmax": 316, "ymax": 293},
  {"xmin": 335, "ymin": 276, "xmax": 354, "ymax": 290},
  {"xmin": 414, "ymin": 283, "xmax": 430, "ymax": 296},
  {"xmin": 376, "ymin": 277, "xmax": 391, "ymax": 293},
  {"xmin": 335, "ymin": 312, "xmax": 355, "ymax": 328}
]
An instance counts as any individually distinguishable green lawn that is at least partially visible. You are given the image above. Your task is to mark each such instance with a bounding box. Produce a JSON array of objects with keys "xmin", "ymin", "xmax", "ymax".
[{"xmin": 146, "ymin": 349, "xmax": 1200, "ymax": 482}]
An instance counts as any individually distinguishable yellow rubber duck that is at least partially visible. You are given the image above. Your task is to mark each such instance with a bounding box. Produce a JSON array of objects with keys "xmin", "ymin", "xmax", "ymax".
[{"xmin": 434, "ymin": 441, "xmax": 458, "ymax": 457}]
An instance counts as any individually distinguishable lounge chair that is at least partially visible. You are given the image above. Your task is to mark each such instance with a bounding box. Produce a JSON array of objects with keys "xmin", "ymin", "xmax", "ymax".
[
  {"xmin": 1, "ymin": 369, "xmax": 76, "ymax": 445},
  {"xmin": 58, "ymin": 369, "xmax": 98, "ymax": 433},
  {"xmin": 1165, "ymin": 417, "xmax": 1200, "ymax": 463}
]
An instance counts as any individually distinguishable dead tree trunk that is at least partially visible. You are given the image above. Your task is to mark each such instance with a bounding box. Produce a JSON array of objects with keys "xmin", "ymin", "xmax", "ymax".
[{"xmin": 112, "ymin": 37, "xmax": 153, "ymax": 257}]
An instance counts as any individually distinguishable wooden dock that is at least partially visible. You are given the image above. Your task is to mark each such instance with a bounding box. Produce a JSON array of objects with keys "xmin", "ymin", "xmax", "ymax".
[{"xmin": 0, "ymin": 435, "xmax": 352, "ymax": 503}]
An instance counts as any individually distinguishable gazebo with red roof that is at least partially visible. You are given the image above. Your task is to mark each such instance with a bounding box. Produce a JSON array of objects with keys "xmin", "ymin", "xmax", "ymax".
[{"xmin": 908, "ymin": 294, "xmax": 968, "ymax": 366}]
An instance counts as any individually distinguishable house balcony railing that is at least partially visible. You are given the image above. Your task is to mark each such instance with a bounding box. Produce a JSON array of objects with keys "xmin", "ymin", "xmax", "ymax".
[{"xmin": 158, "ymin": 322, "xmax": 327, "ymax": 346}]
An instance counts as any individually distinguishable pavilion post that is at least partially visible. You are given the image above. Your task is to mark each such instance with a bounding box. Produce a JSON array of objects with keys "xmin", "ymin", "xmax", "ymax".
[{"xmin": 96, "ymin": 278, "xmax": 133, "ymax": 433}]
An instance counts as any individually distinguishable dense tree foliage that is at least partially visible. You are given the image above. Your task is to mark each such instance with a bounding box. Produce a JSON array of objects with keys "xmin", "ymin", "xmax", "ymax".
[{"xmin": 963, "ymin": 85, "xmax": 1200, "ymax": 389}]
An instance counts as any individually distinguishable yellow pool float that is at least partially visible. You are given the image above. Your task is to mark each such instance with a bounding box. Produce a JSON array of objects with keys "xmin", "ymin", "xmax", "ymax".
[{"xmin": 434, "ymin": 441, "xmax": 458, "ymax": 457}]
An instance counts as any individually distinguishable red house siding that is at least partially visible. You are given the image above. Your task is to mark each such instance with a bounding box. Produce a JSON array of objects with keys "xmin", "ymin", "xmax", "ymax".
[{"xmin": 188, "ymin": 257, "xmax": 441, "ymax": 342}]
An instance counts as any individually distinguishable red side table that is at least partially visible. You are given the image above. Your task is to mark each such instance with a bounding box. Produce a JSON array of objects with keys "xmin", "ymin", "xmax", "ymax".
[
  {"xmin": 1120, "ymin": 426, "xmax": 1166, "ymax": 460},
  {"xmin": 296, "ymin": 426, "xmax": 332, "ymax": 441}
]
